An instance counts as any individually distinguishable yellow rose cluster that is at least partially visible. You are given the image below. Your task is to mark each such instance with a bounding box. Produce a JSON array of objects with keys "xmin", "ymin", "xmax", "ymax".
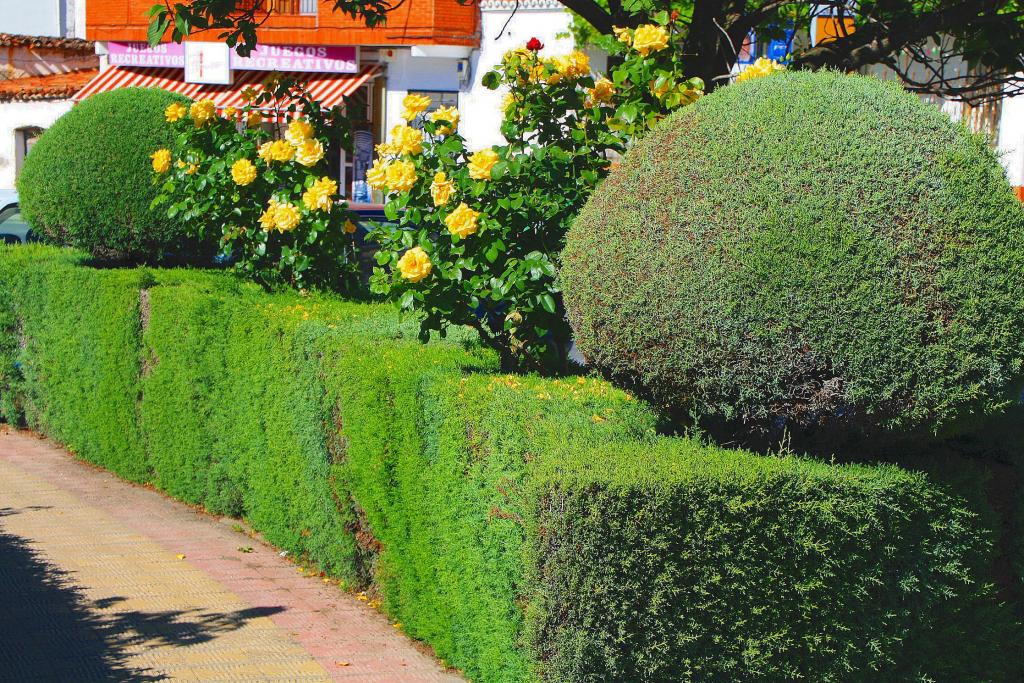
[
  {"xmin": 259, "ymin": 198, "xmax": 301, "ymax": 233},
  {"xmin": 250, "ymin": 118, "xmax": 323, "ymax": 167},
  {"xmin": 302, "ymin": 176, "xmax": 337, "ymax": 212},
  {"xmin": 613, "ymin": 24, "xmax": 670, "ymax": 57},
  {"xmin": 735, "ymin": 57, "xmax": 785, "ymax": 83},
  {"xmin": 165, "ymin": 102, "xmax": 186, "ymax": 123},
  {"xmin": 190, "ymin": 99, "xmax": 216, "ymax": 127},
  {"xmin": 368, "ymin": 158, "xmax": 418, "ymax": 193}
]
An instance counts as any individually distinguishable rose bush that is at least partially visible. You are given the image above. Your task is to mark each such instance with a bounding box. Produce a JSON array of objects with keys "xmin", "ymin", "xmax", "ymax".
[
  {"xmin": 369, "ymin": 15, "xmax": 703, "ymax": 371},
  {"xmin": 151, "ymin": 76, "xmax": 362, "ymax": 291}
]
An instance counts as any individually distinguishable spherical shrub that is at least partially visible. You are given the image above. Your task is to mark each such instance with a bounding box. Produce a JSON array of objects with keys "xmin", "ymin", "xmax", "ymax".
[
  {"xmin": 18, "ymin": 88, "xmax": 190, "ymax": 260},
  {"xmin": 562, "ymin": 70, "xmax": 1024, "ymax": 434}
]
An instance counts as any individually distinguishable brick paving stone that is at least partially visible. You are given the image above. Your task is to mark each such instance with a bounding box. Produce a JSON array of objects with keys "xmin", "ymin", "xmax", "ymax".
[{"xmin": 0, "ymin": 429, "xmax": 465, "ymax": 682}]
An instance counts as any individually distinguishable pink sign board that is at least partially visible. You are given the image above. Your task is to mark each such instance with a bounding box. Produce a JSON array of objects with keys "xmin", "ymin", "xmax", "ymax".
[{"xmin": 107, "ymin": 42, "xmax": 358, "ymax": 73}]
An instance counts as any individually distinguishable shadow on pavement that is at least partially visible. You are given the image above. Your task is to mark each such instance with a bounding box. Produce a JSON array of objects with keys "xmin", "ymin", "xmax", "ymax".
[{"xmin": 0, "ymin": 506, "xmax": 285, "ymax": 681}]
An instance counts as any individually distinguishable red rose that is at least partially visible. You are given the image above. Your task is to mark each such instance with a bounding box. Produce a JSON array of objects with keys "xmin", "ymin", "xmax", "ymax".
[{"xmin": 526, "ymin": 37, "xmax": 544, "ymax": 51}]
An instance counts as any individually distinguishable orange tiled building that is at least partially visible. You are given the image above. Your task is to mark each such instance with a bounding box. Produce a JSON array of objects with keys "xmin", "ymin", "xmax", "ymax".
[
  {"xmin": 86, "ymin": 0, "xmax": 479, "ymax": 48},
  {"xmin": 70, "ymin": 0, "xmax": 578, "ymax": 199},
  {"xmin": 74, "ymin": 0, "xmax": 585, "ymax": 197}
]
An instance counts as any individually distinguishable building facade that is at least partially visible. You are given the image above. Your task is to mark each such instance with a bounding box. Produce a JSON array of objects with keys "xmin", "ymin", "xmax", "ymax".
[
  {"xmin": 77, "ymin": 0, "xmax": 578, "ymax": 200},
  {"xmin": 0, "ymin": 0, "xmax": 97, "ymax": 190}
]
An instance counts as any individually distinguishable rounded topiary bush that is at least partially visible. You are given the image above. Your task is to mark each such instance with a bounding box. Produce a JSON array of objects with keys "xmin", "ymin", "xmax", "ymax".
[
  {"xmin": 562, "ymin": 70, "xmax": 1024, "ymax": 435},
  {"xmin": 18, "ymin": 87, "xmax": 190, "ymax": 260}
]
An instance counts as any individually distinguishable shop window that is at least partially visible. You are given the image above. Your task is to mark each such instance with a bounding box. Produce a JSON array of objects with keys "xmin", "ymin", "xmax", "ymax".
[{"xmin": 14, "ymin": 126, "xmax": 43, "ymax": 178}]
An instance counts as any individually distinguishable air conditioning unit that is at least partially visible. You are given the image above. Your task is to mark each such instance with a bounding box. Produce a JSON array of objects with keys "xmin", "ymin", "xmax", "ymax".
[{"xmin": 457, "ymin": 59, "xmax": 471, "ymax": 85}]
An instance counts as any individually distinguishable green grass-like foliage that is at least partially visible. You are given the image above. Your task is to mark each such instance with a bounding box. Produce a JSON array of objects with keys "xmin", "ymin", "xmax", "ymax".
[
  {"xmin": 563, "ymin": 70, "xmax": 1024, "ymax": 435},
  {"xmin": 17, "ymin": 88, "xmax": 190, "ymax": 260},
  {"xmin": 1, "ymin": 246, "xmax": 1019, "ymax": 681}
]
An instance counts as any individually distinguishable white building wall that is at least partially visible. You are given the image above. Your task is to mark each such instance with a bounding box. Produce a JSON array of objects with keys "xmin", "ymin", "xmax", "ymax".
[
  {"xmin": 459, "ymin": 1, "xmax": 577, "ymax": 150},
  {"xmin": 0, "ymin": 99, "xmax": 72, "ymax": 190},
  {"xmin": 998, "ymin": 83, "xmax": 1024, "ymax": 189},
  {"xmin": 0, "ymin": 0, "xmax": 83, "ymax": 38},
  {"xmin": 378, "ymin": 2, "xmax": 591, "ymax": 152}
]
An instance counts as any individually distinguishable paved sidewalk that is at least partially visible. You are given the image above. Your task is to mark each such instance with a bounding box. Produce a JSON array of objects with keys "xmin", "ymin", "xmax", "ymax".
[{"xmin": 0, "ymin": 429, "xmax": 463, "ymax": 682}]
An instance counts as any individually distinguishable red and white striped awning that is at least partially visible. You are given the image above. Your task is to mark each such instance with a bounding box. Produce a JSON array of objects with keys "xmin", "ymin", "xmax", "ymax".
[{"xmin": 73, "ymin": 64, "xmax": 382, "ymax": 115}]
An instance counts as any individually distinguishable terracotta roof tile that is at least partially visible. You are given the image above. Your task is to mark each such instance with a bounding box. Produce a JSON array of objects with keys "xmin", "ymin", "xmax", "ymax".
[
  {"xmin": 0, "ymin": 69, "xmax": 99, "ymax": 102},
  {"xmin": 0, "ymin": 33, "xmax": 94, "ymax": 52}
]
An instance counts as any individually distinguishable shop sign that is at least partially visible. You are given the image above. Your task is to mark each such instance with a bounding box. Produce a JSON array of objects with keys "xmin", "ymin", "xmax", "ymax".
[
  {"xmin": 108, "ymin": 42, "xmax": 358, "ymax": 73},
  {"xmin": 185, "ymin": 42, "xmax": 231, "ymax": 84}
]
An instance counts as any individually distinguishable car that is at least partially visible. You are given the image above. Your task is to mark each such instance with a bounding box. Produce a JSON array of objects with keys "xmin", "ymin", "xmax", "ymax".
[{"xmin": 0, "ymin": 189, "xmax": 36, "ymax": 244}]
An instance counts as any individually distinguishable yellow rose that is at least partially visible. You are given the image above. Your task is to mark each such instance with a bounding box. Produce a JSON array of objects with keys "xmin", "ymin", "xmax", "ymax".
[
  {"xmin": 389, "ymin": 124, "xmax": 423, "ymax": 155},
  {"xmin": 397, "ymin": 246, "xmax": 432, "ymax": 282},
  {"xmin": 247, "ymin": 110, "xmax": 263, "ymax": 127},
  {"xmin": 613, "ymin": 26, "xmax": 632, "ymax": 45},
  {"xmin": 231, "ymin": 158, "xmax": 257, "ymax": 186},
  {"xmin": 400, "ymin": 93, "xmax": 433, "ymax": 121},
  {"xmin": 343, "ymin": 219, "xmax": 357, "ymax": 234},
  {"xmin": 295, "ymin": 138, "xmax": 324, "ymax": 166},
  {"xmin": 286, "ymin": 118, "xmax": 314, "ymax": 146},
  {"xmin": 259, "ymin": 199, "xmax": 279, "ymax": 231},
  {"xmin": 185, "ymin": 162, "xmax": 198, "ymax": 175},
  {"xmin": 274, "ymin": 201, "xmax": 301, "ymax": 232},
  {"xmin": 165, "ymin": 102, "xmax": 186, "ymax": 123},
  {"xmin": 632, "ymin": 24, "xmax": 669, "ymax": 57},
  {"xmin": 240, "ymin": 86, "xmax": 259, "ymax": 102},
  {"xmin": 257, "ymin": 141, "xmax": 274, "ymax": 164},
  {"xmin": 735, "ymin": 57, "xmax": 784, "ymax": 83},
  {"xmin": 445, "ymin": 202, "xmax": 480, "ymax": 239},
  {"xmin": 222, "ymin": 106, "xmax": 238, "ymax": 119},
  {"xmin": 501, "ymin": 92, "xmax": 517, "ymax": 113},
  {"xmin": 376, "ymin": 140, "xmax": 398, "ymax": 157},
  {"xmin": 269, "ymin": 139, "xmax": 295, "ymax": 162},
  {"xmin": 367, "ymin": 158, "xmax": 388, "ymax": 190},
  {"xmin": 302, "ymin": 176, "xmax": 337, "ymax": 212},
  {"xmin": 588, "ymin": 77, "xmax": 615, "ymax": 105},
  {"xmin": 151, "ymin": 148, "xmax": 171, "ymax": 174},
  {"xmin": 385, "ymin": 160, "xmax": 417, "ymax": 193},
  {"xmin": 189, "ymin": 98, "xmax": 216, "ymax": 127},
  {"xmin": 430, "ymin": 171, "xmax": 455, "ymax": 207},
  {"xmin": 429, "ymin": 105, "xmax": 460, "ymax": 135},
  {"xmin": 554, "ymin": 51, "xmax": 590, "ymax": 79},
  {"xmin": 467, "ymin": 148, "xmax": 499, "ymax": 181}
]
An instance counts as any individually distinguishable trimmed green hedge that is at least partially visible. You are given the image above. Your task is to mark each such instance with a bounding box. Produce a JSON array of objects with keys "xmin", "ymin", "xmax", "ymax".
[
  {"xmin": 1, "ymin": 246, "xmax": 1019, "ymax": 681},
  {"xmin": 563, "ymin": 70, "xmax": 1024, "ymax": 436}
]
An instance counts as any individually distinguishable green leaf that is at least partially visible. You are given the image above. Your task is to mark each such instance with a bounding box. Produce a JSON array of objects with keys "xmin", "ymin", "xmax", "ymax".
[
  {"xmin": 539, "ymin": 293, "xmax": 557, "ymax": 314},
  {"xmin": 482, "ymin": 71, "xmax": 500, "ymax": 90}
]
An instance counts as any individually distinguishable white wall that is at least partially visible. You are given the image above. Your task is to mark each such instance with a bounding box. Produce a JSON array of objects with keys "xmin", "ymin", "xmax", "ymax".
[
  {"xmin": 378, "ymin": 2, "xmax": 590, "ymax": 152},
  {"xmin": 998, "ymin": 83, "xmax": 1024, "ymax": 188},
  {"xmin": 460, "ymin": 1, "xmax": 577, "ymax": 150},
  {"xmin": 0, "ymin": 100, "xmax": 72, "ymax": 190},
  {"xmin": 0, "ymin": 0, "xmax": 71, "ymax": 38}
]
